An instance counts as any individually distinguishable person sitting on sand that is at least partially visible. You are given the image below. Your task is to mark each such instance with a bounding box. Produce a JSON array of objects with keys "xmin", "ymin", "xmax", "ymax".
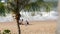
[
  {"xmin": 26, "ymin": 20, "xmax": 29, "ymax": 25},
  {"xmin": 19, "ymin": 19, "xmax": 29, "ymax": 25}
]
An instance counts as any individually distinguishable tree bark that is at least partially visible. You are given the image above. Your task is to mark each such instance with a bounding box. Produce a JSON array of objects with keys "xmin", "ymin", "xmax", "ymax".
[
  {"xmin": 15, "ymin": 13, "xmax": 21, "ymax": 34},
  {"xmin": 16, "ymin": 19, "xmax": 21, "ymax": 34}
]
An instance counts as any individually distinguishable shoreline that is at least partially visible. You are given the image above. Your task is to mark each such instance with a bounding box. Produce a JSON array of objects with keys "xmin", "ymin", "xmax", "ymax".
[{"xmin": 0, "ymin": 19, "xmax": 57, "ymax": 23}]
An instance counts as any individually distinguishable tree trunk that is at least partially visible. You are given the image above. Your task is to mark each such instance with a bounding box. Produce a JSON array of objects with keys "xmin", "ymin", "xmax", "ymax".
[
  {"xmin": 15, "ymin": 13, "xmax": 21, "ymax": 34},
  {"xmin": 16, "ymin": 19, "xmax": 21, "ymax": 34}
]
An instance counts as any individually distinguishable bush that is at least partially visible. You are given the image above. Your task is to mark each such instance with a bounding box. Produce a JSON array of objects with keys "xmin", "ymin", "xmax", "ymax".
[{"xmin": 2, "ymin": 29, "xmax": 11, "ymax": 34}]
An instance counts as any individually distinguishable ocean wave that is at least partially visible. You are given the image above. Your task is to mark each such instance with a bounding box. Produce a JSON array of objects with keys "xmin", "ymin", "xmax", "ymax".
[{"xmin": 0, "ymin": 10, "xmax": 58, "ymax": 22}]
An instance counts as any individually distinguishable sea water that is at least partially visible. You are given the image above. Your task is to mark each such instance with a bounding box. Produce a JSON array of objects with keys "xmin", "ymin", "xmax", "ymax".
[{"xmin": 0, "ymin": 10, "xmax": 58, "ymax": 22}]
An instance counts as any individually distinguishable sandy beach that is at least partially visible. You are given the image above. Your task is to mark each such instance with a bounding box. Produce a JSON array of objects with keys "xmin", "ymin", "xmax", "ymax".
[{"xmin": 0, "ymin": 20, "xmax": 57, "ymax": 34}]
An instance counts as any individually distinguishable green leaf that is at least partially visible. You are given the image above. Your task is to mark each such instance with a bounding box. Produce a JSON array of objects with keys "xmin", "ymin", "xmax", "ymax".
[{"xmin": 0, "ymin": 2, "xmax": 6, "ymax": 16}]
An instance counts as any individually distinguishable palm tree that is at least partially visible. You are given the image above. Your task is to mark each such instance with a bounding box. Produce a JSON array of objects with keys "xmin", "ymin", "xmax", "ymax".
[
  {"xmin": 0, "ymin": 2, "xmax": 5, "ymax": 16},
  {"xmin": 0, "ymin": 0, "xmax": 52, "ymax": 34}
]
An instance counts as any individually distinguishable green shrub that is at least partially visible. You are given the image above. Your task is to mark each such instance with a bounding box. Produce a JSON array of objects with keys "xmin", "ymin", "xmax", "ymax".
[{"xmin": 2, "ymin": 29, "xmax": 11, "ymax": 34}]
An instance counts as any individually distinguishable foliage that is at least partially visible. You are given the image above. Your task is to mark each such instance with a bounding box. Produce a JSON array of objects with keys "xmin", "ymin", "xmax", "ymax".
[
  {"xmin": 4, "ymin": 0, "xmax": 52, "ymax": 15},
  {"xmin": 0, "ymin": 0, "xmax": 54, "ymax": 16},
  {"xmin": 0, "ymin": 2, "xmax": 5, "ymax": 16},
  {"xmin": 0, "ymin": 29, "xmax": 11, "ymax": 34},
  {"xmin": 0, "ymin": 0, "xmax": 1, "ymax": 2},
  {"xmin": 2, "ymin": 29, "xmax": 11, "ymax": 34}
]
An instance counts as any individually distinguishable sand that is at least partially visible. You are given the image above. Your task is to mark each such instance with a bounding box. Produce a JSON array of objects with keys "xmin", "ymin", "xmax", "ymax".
[{"xmin": 0, "ymin": 20, "xmax": 57, "ymax": 34}]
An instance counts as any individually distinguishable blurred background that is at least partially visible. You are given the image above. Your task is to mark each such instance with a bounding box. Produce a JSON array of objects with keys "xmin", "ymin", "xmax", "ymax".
[{"xmin": 0, "ymin": 0, "xmax": 58, "ymax": 22}]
